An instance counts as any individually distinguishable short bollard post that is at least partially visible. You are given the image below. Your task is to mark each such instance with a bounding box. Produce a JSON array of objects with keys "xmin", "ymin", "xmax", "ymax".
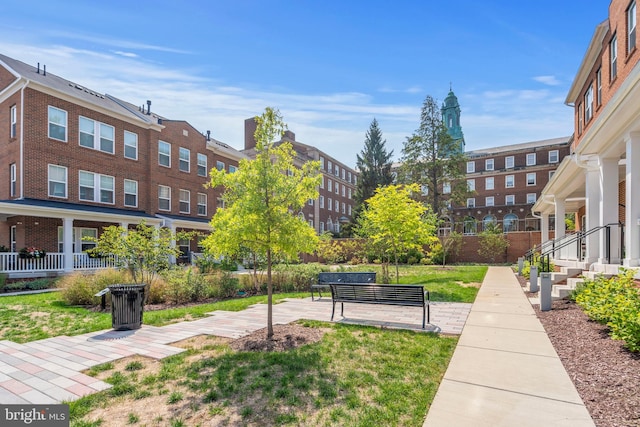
[
  {"xmin": 529, "ymin": 265, "xmax": 538, "ymax": 292},
  {"xmin": 517, "ymin": 257, "xmax": 524, "ymax": 276},
  {"xmin": 540, "ymin": 272, "xmax": 552, "ymax": 311}
]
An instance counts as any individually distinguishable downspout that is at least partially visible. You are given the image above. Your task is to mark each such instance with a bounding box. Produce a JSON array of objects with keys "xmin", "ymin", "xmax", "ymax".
[{"xmin": 19, "ymin": 78, "xmax": 29, "ymax": 199}]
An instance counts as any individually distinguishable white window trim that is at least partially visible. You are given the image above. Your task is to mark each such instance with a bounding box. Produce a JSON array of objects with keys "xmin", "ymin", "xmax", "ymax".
[
  {"xmin": 548, "ymin": 150, "xmax": 559, "ymax": 163},
  {"xmin": 124, "ymin": 179, "xmax": 138, "ymax": 208},
  {"xmin": 527, "ymin": 193, "xmax": 537, "ymax": 204},
  {"xmin": 158, "ymin": 141, "xmax": 171, "ymax": 167},
  {"xmin": 611, "ymin": 33, "xmax": 618, "ymax": 81},
  {"xmin": 158, "ymin": 185, "xmax": 171, "ymax": 211},
  {"xmin": 526, "ymin": 173, "xmax": 537, "ymax": 186},
  {"xmin": 179, "ymin": 189, "xmax": 190, "ymax": 214},
  {"xmin": 79, "ymin": 170, "xmax": 115, "ymax": 204},
  {"xmin": 485, "ymin": 177, "xmax": 494, "ymax": 191},
  {"xmin": 505, "ymin": 195, "xmax": 515, "ymax": 205},
  {"xmin": 10, "ymin": 163, "xmax": 16, "ymax": 197},
  {"xmin": 467, "ymin": 161, "xmax": 475, "ymax": 173},
  {"xmin": 10, "ymin": 105, "xmax": 17, "ymax": 138},
  {"xmin": 467, "ymin": 179, "xmax": 475, "ymax": 191},
  {"xmin": 466, "ymin": 198, "xmax": 475, "ymax": 208},
  {"xmin": 485, "ymin": 158, "xmax": 494, "ymax": 171},
  {"xmin": 48, "ymin": 164, "xmax": 67, "ymax": 198},
  {"xmin": 197, "ymin": 193, "xmax": 207, "ymax": 216},
  {"xmin": 197, "ymin": 153, "xmax": 207, "ymax": 177},
  {"xmin": 216, "ymin": 160, "xmax": 225, "ymax": 171},
  {"xmin": 79, "ymin": 116, "xmax": 115, "ymax": 154},
  {"xmin": 505, "ymin": 175, "xmax": 515, "ymax": 188},
  {"xmin": 486, "ymin": 196, "xmax": 494, "ymax": 207},
  {"xmin": 629, "ymin": 1, "xmax": 637, "ymax": 53},
  {"xmin": 505, "ymin": 156, "xmax": 514, "ymax": 169},
  {"xmin": 179, "ymin": 147, "xmax": 191, "ymax": 173},
  {"xmin": 48, "ymin": 106, "xmax": 67, "ymax": 142},
  {"xmin": 526, "ymin": 153, "xmax": 536, "ymax": 166},
  {"xmin": 124, "ymin": 131, "xmax": 138, "ymax": 160}
]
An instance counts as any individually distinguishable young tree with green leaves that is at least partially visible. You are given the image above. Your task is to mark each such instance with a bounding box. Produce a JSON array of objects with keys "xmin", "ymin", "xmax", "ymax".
[
  {"xmin": 400, "ymin": 95, "xmax": 469, "ymax": 216},
  {"xmin": 348, "ymin": 119, "xmax": 394, "ymax": 234},
  {"xmin": 202, "ymin": 107, "xmax": 321, "ymax": 339},
  {"xmin": 85, "ymin": 221, "xmax": 192, "ymax": 287},
  {"xmin": 357, "ymin": 184, "xmax": 438, "ymax": 283},
  {"xmin": 477, "ymin": 222, "xmax": 510, "ymax": 263}
]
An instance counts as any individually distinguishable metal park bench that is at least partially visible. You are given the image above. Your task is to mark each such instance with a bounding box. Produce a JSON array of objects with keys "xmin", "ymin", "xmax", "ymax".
[
  {"xmin": 329, "ymin": 283, "xmax": 430, "ymax": 329},
  {"xmin": 311, "ymin": 271, "xmax": 376, "ymax": 301}
]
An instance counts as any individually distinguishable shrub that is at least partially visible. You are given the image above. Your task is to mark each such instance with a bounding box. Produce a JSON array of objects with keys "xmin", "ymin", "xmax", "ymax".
[
  {"xmin": 575, "ymin": 269, "xmax": 640, "ymax": 352},
  {"xmin": 58, "ymin": 273, "xmax": 105, "ymax": 305}
]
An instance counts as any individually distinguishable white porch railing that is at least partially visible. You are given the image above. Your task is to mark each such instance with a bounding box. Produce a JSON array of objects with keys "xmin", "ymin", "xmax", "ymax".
[{"xmin": 0, "ymin": 252, "xmax": 118, "ymax": 274}]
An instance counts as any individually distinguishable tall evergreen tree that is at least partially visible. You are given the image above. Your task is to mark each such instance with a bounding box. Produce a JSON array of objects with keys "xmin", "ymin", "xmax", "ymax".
[
  {"xmin": 346, "ymin": 119, "xmax": 394, "ymax": 235},
  {"xmin": 400, "ymin": 95, "xmax": 469, "ymax": 216}
]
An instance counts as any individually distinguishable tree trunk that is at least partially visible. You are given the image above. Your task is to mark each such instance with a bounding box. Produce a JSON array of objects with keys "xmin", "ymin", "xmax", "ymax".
[{"xmin": 267, "ymin": 248, "xmax": 273, "ymax": 339}]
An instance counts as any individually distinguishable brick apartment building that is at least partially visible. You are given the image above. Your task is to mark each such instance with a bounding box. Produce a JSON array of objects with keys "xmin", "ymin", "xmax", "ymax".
[
  {"xmin": 452, "ymin": 137, "xmax": 571, "ymax": 235},
  {"xmin": 0, "ymin": 53, "xmax": 246, "ymax": 275},
  {"xmin": 242, "ymin": 118, "xmax": 357, "ymax": 235},
  {"xmin": 533, "ymin": 0, "xmax": 639, "ymax": 273}
]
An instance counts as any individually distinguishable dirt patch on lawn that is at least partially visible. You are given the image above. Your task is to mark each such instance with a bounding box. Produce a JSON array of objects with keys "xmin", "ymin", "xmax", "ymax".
[{"xmin": 229, "ymin": 323, "xmax": 327, "ymax": 352}]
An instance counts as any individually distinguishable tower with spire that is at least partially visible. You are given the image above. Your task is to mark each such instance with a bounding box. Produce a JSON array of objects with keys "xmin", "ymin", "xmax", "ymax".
[{"xmin": 441, "ymin": 85, "xmax": 465, "ymax": 153}]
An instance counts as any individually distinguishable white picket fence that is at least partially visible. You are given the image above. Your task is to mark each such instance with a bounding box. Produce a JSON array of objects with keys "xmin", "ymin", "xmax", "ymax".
[{"xmin": 0, "ymin": 252, "xmax": 118, "ymax": 275}]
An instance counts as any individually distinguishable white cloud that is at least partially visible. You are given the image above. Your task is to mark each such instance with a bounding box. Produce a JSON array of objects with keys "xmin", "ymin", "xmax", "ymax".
[
  {"xmin": 112, "ymin": 51, "xmax": 138, "ymax": 58},
  {"xmin": 533, "ymin": 75, "xmax": 561, "ymax": 86}
]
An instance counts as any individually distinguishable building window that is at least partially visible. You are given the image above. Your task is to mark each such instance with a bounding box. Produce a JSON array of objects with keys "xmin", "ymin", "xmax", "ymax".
[
  {"xmin": 348, "ymin": 205, "xmax": 352, "ymax": 215},
  {"xmin": 443, "ymin": 181, "xmax": 451, "ymax": 194},
  {"xmin": 483, "ymin": 215, "xmax": 496, "ymax": 229},
  {"xmin": 584, "ymin": 84, "xmax": 593, "ymax": 123},
  {"xmin": 328, "ymin": 197, "xmax": 332, "ymax": 210},
  {"xmin": 466, "ymin": 161, "xmax": 475, "ymax": 173},
  {"xmin": 505, "ymin": 195, "xmax": 515, "ymax": 205},
  {"xmin": 308, "ymin": 198, "xmax": 314, "ymax": 206},
  {"xmin": 342, "ymin": 202, "xmax": 346, "ymax": 214},
  {"xmin": 124, "ymin": 131, "xmax": 138, "ymax": 160},
  {"xmin": 10, "ymin": 225, "xmax": 16, "ymax": 252},
  {"xmin": 158, "ymin": 185, "xmax": 171, "ymax": 211},
  {"xmin": 467, "ymin": 179, "xmax": 475, "ymax": 191},
  {"xmin": 197, "ymin": 193, "xmax": 207, "ymax": 216},
  {"xmin": 342, "ymin": 169, "xmax": 346, "ymax": 180},
  {"xmin": 10, "ymin": 105, "xmax": 16, "ymax": 138},
  {"xmin": 549, "ymin": 150, "xmax": 559, "ymax": 163},
  {"xmin": 124, "ymin": 179, "xmax": 138, "ymax": 207},
  {"xmin": 526, "ymin": 153, "xmax": 536, "ymax": 166},
  {"xmin": 467, "ymin": 198, "xmax": 475, "ymax": 208},
  {"xmin": 348, "ymin": 171, "xmax": 352, "ymax": 182},
  {"xmin": 217, "ymin": 198, "xmax": 225, "ymax": 209},
  {"xmin": 179, "ymin": 189, "xmax": 190, "ymax": 213},
  {"xmin": 215, "ymin": 161, "xmax": 225, "ymax": 171},
  {"xmin": 526, "ymin": 172, "xmax": 536, "ymax": 186},
  {"xmin": 179, "ymin": 148, "xmax": 190, "ymax": 172},
  {"xmin": 229, "ymin": 165, "xmax": 237, "ymax": 173},
  {"xmin": 549, "ymin": 170, "xmax": 556, "ymax": 180},
  {"xmin": 320, "ymin": 157, "xmax": 325, "ymax": 170},
  {"xmin": 485, "ymin": 158, "xmax": 494, "ymax": 171},
  {"xmin": 485, "ymin": 177, "xmax": 494, "ymax": 190},
  {"xmin": 328, "ymin": 179, "xmax": 332, "ymax": 192},
  {"xmin": 342, "ymin": 186, "xmax": 346, "ymax": 197},
  {"xmin": 197, "ymin": 154, "xmax": 207, "ymax": 176},
  {"xmin": 334, "ymin": 165, "xmax": 339, "ymax": 176},
  {"xmin": 335, "ymin": 183, "xmax": 339, "ymax": 194},
  {"xmin": 503, "ymin": 213, "xmax": 518, "ymax": 233},
  {"xmin": 320, "ymin": 222, "xmax": 325, "ymax": 233},
  {"xmin": 79, "ymin": 171, "xmax": 114, "ymax": 204},
  {"xmin": 629, "ymin": 1, "xmax": 637, "ymax": 53},
  {"xmin": 421, "ymin": 185, "xmax": 428, "ymax": 196},
  {"xmin": 48, "ymin": 164, "xmax": 67, "ymax": 198},
  {"xmin": 348, "ymin": 188, "xmax": 352, "ymax": 199},
  {"xmin": 505, "ymin": 156, "xmax": 514, "ymax": 169},
  {"xmin": 505, "ymin": 175, "xmax": 515, "ymax": 188},
  {"xmin": 328, "ymin": 161, "xmax": 332, "ymax": 173},
  {"xmin": 610, "ymin": 33, "xmax": 618, "ymax": 81},
  {"xmin": 527, "ymin": 193, "xmax": 536, "ymax": 204},
  {"xmin": 578, "ymin": 102, "xmax": 584, "ymax": 135},
  {"xmin": 596, "ymin": 68, "xmax": 602, "ymax": 107},
  {"xmin": 10, "ymin": 163, "xmax": 16, "ymax": 197},
  {"xmin": 48, "ymin": 106, "xmax": 67, "ymax": 141},
  {"xmin": 463, "ymin": 217, "xmax": 476, "ymax": 235},
  {"xmin": 486, "ymin": 196, "xmax": 494, "ymax": 207},
  {"xmin": 158, "ymin": 141, "xmax": 171, "ymax": 167},
  {"xmin": 320, "ymin": 196, "xmax": 324, "ymax": 208},
  {"xmin": 79, "ymin": 117, "xmax": 114, "ymax": 153},
  {"xmin": 335, "ymin": 199, "xmax": 339, "ymax": 212}
]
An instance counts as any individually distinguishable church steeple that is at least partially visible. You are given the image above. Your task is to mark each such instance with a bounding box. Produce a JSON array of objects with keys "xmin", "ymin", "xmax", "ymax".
[{"xmin": 441, "ymin": 86, "xmax": 465, "ymax": 153}]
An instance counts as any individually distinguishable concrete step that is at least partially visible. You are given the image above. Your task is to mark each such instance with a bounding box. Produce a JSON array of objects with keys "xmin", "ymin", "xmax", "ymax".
[
  {"xmin": 552, "ymin": 284, "xmax": 575, "ymax": 299},
  {"xmin": 550, "ymin": 272, "xmax": 567, "ymax": 284},
  {"xmin": 583, "ymin": 271, "xmax": 614, "ymax": 280},
  {"xmin": 560, "ymin": 267, "xmax": 583, "ymax": 277},
  {"xmin": 566, "ymin": 277, "xmax": 585, "ymax": 288}
]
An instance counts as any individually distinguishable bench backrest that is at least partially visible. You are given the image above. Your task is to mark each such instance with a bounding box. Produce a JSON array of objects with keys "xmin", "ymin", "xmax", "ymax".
[
  {"xmin": 329, "ymin": 283, "xmax": 425, "ymax": 306},
  {"xmin": 318, "ymin": 272, "xmax": 376, "ymax": 284}
]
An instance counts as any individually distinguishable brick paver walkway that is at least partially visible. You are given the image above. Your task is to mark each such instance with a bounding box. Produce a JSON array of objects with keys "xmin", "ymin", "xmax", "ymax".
[{"xmin": 0, "ymin": 297, "xmax": 470, "ymax": 404}]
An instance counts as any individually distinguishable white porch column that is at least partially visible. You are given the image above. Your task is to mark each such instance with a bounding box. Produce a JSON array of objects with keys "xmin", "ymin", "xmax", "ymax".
[
  {"xmin": 554, "ymin": 198, "xmax": 565, "ymax": 240},
  {"xmin": 169, "ymin": 224, "xmax": 177, "ymax": 265},
  {"xmin": 585, "ymin": 168, "xmax": 601, "ymax": 263},
  {"xmin": 599, "ymin": 157, "xmax": 620, "ymax": 264},
  {"xmin": 625, "ymin": 132, "xmax": 640, "ymax": 266},
  {"xmin": 63, "ymin": 217, "xmax": 74, "ymax": 273},
  {"xmin": 541, "ymin": 213, "xmax": 550, "ymax": 244}
]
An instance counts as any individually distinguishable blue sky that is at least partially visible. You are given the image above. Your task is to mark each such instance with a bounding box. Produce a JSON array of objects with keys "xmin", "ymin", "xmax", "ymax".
[{"xmin": 1, "ymin": 1, "xmax": 608, "ymax": 166}]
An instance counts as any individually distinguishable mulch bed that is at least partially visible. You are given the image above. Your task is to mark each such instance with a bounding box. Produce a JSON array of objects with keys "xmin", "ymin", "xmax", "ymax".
[{"xmin": 517, "ymin": 274, "xmax": 640, "ymax": 427}]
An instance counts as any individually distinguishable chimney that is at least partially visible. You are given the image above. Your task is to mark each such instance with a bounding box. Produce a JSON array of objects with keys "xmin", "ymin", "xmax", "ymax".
[
  {"xmin": 206, "ymin": 130, "xmax": 211, "ymax": 141},
  {"xmin": 37, "ymin": 63, "xmax": 40, "ymax": 74},
  {"xmin": 146, "ymin": 100, "xmax": 151, "ymax": 115},
  {"xmin": 43, "ymin": 64, "xmax": 46, "ymax": 76},
  {"xmin": 283, "ymin": 130, "xmax": 296, "ymax": 141},
  {"xmin": 244, "ymin": 117, "xmax": 258, "ymax": 150}
]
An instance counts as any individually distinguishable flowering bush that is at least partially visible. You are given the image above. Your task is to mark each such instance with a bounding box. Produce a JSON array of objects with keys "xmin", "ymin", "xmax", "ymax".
[{"xmin": 19, "ymin": 247, "xmax": 47, "ymax": 259}]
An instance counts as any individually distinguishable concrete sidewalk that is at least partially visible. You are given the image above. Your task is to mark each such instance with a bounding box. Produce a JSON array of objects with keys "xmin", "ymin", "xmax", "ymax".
[{"xmin": 423, "ymin": 266, "xmax": 595, "ymax": 427}]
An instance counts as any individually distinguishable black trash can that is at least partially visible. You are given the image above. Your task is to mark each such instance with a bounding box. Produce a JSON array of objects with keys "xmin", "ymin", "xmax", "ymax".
[{"xmin": 109, "ymin": 284, "xmax": 146, "ymax": 330}]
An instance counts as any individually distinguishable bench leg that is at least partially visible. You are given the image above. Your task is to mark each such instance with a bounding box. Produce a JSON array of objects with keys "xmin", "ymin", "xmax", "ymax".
[
  {"xmin": 422, "ymin": 304, "xmax": 426, "ymax": 329},
  {"xmin": 340, "ymin": 302, "xmax": 344, "ymax": 317},
  {"xmin": 331, "ymin": 300, "xmax": 335, "ymax": 321}
]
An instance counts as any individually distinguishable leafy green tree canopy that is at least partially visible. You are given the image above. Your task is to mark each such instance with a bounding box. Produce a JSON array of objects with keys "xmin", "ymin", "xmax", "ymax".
[
  {"xmin": 357, "ymin": 184, "xmax": 438, "ymax": 283},
  {"xmin": 400, "ymin": 95, "xmax": 469, "ymax": 215},
  {"xmin": 202, "ymin": 107, "xmax": 321, "ymax": 338}
]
